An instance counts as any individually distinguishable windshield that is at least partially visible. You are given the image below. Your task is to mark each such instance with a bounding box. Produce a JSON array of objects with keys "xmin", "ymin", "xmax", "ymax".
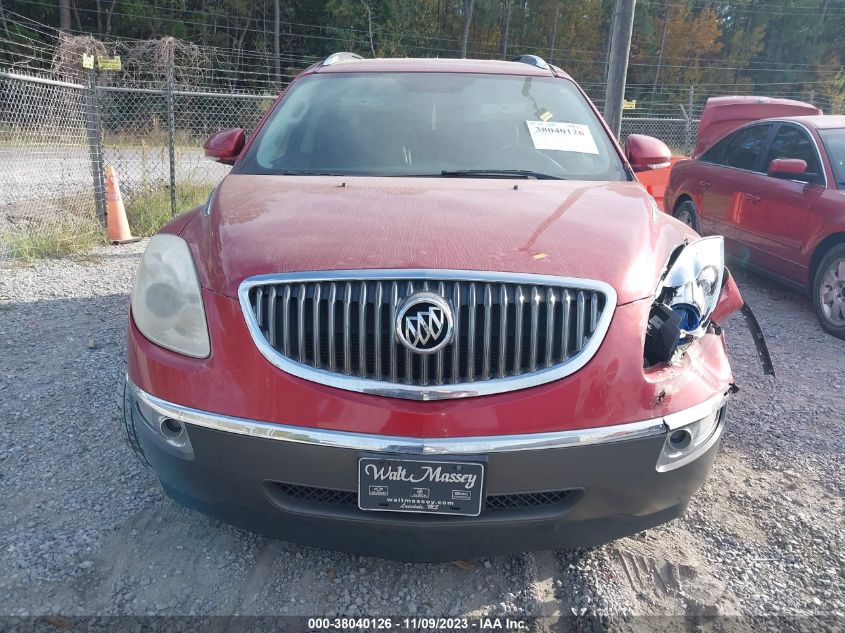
[
  {"xmin": 237, "ymin": 72, "xmax": 627, "ymax": 181},
  {"xmin": 819, "ymin": 128, "xmax": 845, "ymax": 186}
]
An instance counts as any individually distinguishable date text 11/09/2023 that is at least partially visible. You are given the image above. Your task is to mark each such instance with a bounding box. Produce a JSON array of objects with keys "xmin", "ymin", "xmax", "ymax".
[{"xmin": 307, "ymin": 617, "xmax": 529, "ymax": 630}]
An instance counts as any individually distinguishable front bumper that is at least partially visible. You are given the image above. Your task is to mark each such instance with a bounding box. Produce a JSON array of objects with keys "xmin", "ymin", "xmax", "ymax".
[{"xmin": 122, "ymin": 377, "xmax": 726, "ymax": 562}]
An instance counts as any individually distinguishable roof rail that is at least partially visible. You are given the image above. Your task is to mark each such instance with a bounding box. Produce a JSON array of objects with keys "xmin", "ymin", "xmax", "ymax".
[
  {"xmin": 322, "ymin": 52, "xmax": 364, "ymax": 66},
  {"xmin": 512, "ymin": 55, "xmax": 550, "ymax": 71}
]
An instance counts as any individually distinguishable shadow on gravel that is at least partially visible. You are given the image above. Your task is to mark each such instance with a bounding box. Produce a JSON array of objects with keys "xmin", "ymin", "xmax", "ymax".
[
  {"xmin": 720, "ymin": 264, "xmax": 844, "ymax": 457},
  {"xmin": 0, "ymin": 291, "xmax": 586, "ymax": 617},
  {"xmin": 1, "ymin": 261, "xmax": 841, "ymax": 618}
]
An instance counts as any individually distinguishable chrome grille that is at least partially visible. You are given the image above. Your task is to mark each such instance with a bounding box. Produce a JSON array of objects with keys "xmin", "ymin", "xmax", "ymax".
[{"xmin": 239, "ymin": 270, "xmax": 616, "ymax": 400}]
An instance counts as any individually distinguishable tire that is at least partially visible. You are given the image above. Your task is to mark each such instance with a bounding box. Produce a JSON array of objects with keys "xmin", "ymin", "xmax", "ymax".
[
  {"xmin": 673, "ymin": 199, "xmax": 701, "ymax": 233},
  {"xmin": 121, "ymin": 377, "xmax": 151, "ymax": 469},
  {"xmin": 813, "ymin": 243, "xmax": 845, "ymax": 340}
]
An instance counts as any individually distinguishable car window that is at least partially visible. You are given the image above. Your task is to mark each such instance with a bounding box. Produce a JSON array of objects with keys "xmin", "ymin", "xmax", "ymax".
[
  {"xmin": 819, "ymin": 128, "xmax": 845, "ymax": 187},
  {"xmin": 763, "ymin": 124, "xmax": 822, "ymax": 177},
  {"xmin": 236, "ymin": 73, "xmax": 628, "ymax": 181},
  {"xmin": 699, "ymin": 132, "xmax": 735, "ymax": 165},
  {"xmin": 721, "ymin": 124, "xmax": 772, "ymax": 171}
]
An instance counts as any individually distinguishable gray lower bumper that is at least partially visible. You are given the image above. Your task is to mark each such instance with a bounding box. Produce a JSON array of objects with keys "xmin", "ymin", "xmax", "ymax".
[{"xmin": 123, "ymin": 378, "xmax": 726, "ymax": 561}]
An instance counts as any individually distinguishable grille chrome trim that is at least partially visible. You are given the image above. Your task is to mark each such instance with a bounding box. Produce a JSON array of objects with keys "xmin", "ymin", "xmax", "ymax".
[{"xmin": 238, "ymin": 269, "xmax": 618, "ymax": 400}]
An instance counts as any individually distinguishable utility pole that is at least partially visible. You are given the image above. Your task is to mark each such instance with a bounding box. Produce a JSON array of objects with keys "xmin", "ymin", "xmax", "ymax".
[
  {"xmin": 603, "ymin": 0, "xmax": 636, "ymax": 138},
  {"xmin": 273, "ymin": 0, "xmax": 281, "ymax": 87},
  {"xmin": 500, "ymin": 0, "xmax": 512, "ymax": 59},
  {"xmin": 548, "ymin": 0, "xmax": 560, "ymax": 64}
]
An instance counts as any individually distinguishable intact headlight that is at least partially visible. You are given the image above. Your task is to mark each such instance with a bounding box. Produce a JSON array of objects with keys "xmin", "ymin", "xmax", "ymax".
[
  {"xmin": 656, "ymin": 236, "xmax": 724, "ymax": 337},
  {"xmin": 131, "ymin": 234, "xmax": 210, "ymax": 358}
]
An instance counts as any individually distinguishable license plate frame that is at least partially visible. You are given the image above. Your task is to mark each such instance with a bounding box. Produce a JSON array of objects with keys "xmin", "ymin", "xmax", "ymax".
[{"xmin": 357, "ymin": 455, "xmax": 485, "ymax": 517}]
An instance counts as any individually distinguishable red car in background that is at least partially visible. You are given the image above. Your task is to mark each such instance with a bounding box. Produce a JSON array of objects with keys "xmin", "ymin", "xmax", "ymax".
[{"xmin": 666, "ymin": 96, "xmax": 845, "ymax": 339}]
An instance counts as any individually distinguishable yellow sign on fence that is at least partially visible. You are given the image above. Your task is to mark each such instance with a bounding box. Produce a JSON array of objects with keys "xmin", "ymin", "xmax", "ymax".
[
  {"xmin": 82, "ymin": 53, "xmax": 95, "ymax": 69},
  {"xmin": 96, "ymin": 56, "xmax": 122, "ymax": 71},
  {"xmin": 623, "ymin": 99, "xmax": 637, "ymax": 110}
]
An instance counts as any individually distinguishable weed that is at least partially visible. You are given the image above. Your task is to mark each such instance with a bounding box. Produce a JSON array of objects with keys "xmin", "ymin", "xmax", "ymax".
[
  {"xmin": 0, "ymin": 216, "xmax": 104, "ymax": 261},
  {"xmin": 125, "ymin": 182, "xmax": 213, "ymax": 236}
]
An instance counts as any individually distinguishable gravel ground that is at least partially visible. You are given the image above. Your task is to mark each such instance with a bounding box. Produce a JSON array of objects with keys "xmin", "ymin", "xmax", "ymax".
[{"xmin": 0, "ymin": 241, "xmax": 842, "ymax": 629}]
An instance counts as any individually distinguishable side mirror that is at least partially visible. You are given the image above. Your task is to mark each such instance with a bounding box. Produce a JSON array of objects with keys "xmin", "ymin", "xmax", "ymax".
[
  {"xmin": 625, "ymin": 134, "xmax": 672, "ymax": 172},
  {"xmin": 767, "ymin": 158, "xmax": 816, "ymax": 182},
  {"xmin": 203, "ymin": 128, "xmax": 245, "ymax": 165}
]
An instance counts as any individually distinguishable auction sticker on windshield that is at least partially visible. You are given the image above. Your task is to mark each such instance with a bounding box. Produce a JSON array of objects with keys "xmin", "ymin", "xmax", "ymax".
[
  {"xmin": 526, "ymin": 121, "xmax": 599, "ymax": 154},
  {"xmin": 358, "ymin": 457, "xmax": 485, "ymax": 516}
]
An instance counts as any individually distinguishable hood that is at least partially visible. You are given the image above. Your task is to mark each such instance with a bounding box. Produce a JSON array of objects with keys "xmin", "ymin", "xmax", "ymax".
[
  {"xmin": 187, "ymin": 175, "xmax": 693, "ymax": 304},
  {"xmin": 695, "ymin": 96, "xmax": 821, "ymax": 157}
]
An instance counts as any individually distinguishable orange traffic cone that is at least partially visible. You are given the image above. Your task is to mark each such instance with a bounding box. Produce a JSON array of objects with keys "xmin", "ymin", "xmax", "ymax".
[{"xmin": 105, "ymin": 165, "xmax": 140, "ymax": 244}]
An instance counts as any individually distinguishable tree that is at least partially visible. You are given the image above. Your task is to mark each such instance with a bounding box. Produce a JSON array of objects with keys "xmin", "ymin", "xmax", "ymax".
[
  {"xmin": 58, "ymin": 0, "xmax": 70, "ymax": 30},
  {"xmin": 360, "ymin": 0, "xmax": 375, "ymax": 55},
  {"xmin": 459, "ymin": 0, "xmax": 474, "ymax": 58},
  {"xmin": 655, "ymin": 4, "xmax": 722, "ymax": 87},
  {"xmin": 0, "ymin": 0, "xmax": 11, "ymax": 38},
  {"xmin": 548, "ymin": 0, "xmax": 559, "ymax": 62},
  {"xmin": 3, "ymin": 0, "xmax": 844, "ymax": 106},
  {"xmin": 650, "ymin": 0, "xmax": 669, "ymax": 96},
  {"xmin": 817, "ymin": 59, "xmax": 845, "ymax": 113}
]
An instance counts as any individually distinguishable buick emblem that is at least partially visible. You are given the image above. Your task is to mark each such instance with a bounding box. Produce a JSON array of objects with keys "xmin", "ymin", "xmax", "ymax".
[{"xmin": 396, "ymin": 292, "xmax": 454, "ymax": 354}]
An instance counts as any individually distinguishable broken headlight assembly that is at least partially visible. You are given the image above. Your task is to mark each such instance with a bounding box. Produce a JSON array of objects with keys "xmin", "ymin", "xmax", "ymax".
[{"xmin": 645, "ymin": 236, "xmax": 724, "ymax": 366}]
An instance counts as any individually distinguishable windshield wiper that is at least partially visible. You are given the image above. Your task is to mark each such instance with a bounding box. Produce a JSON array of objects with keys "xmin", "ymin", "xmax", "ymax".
[
  {"xmin": 440, "ymin": 169, "xmax": 566, "ymax": 180},
  {"xmin": 279, "ymin": 169, "xmax": 348, "ymax": 176}
]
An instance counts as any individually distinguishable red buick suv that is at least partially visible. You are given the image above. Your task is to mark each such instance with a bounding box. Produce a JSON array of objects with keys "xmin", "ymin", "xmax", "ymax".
[{"xmin": 122, "ymin": 54, "xmax": 748, "ymax": 561}]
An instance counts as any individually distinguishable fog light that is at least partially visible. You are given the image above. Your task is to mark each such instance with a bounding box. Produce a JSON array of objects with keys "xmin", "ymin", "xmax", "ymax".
[
  {"xmin": 668, "ymin": 429, "xmax": 692, "ymax": 450},
  {"xmin": 656, "ymin": 405, "xmax": 725, "ymax": 472},
  {"xmin": 160, "ymin": 418, "xmax": 186, "ymax": 445}
]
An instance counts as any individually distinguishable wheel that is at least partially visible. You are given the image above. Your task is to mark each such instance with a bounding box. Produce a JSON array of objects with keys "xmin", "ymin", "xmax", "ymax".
[
  {"xmin": 813, "ymin": 243, "xmax": 845, "ymax": 340},
  {"xmin": 673, "ymin": 199, "xmax": 701, "ymax": 233}
]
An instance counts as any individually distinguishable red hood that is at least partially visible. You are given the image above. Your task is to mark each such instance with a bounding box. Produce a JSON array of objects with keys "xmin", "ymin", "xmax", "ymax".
[{"xmin": 186, "ymin": 175, "xmax": 694, "ymax": 304}]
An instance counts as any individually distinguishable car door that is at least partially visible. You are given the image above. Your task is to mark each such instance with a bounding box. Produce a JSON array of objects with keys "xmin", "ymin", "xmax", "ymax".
[
  {"xmin": 696, "ymin": 123, "xmax": 774, "ymax": 253},
  {"xmin": 733, "ymin": 122, "xmax": 825, "ymax": 282}
]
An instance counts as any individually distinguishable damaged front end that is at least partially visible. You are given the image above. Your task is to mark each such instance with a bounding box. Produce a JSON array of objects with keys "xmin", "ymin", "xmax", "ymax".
[{"xmin": 644, "ymin": 235, "xmax": 775, "ymax": 376}]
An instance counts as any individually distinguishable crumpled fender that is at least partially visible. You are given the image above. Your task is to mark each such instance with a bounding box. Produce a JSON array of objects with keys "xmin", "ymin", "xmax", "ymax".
[
  {"xmin": 711, "ymin": 268, "xmax": 775, "ymax": 377},
  {"xmin": 711, "ymin": 269, "xmax": 744, "ymax": 324}
]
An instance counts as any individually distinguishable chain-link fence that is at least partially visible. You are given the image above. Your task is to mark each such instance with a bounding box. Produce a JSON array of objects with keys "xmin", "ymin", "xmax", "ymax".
[
  {"xmin": 620, "ymin": 116, "xmax": 700, "ymax": 155},
  {"xmin": 96, "ymin": 85, "xmax": 273, "ymax": 235},
  {"xmin": 0, "ymin": 70, "xmax": 103, "ymax": 257},
  {"xmin": 0, "ymin": 64, "xmax": 703, "ymax": 259},
  {"xmin": 0, "ymin": 67, "xmax": 275, "ymax": 258}
]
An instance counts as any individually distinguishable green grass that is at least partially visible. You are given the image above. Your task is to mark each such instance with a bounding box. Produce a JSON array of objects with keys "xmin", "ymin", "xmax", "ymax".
[
  {"xmin": 125, "ymin": 182, "xmax": 214, "ymax": 236},
  {"xmin": 0, "ymin": 181, "xmax": 212, "ymax": 262},
  {"xmin": 0, "ymin": 216, "xmax": 104, "ymax": 262}
]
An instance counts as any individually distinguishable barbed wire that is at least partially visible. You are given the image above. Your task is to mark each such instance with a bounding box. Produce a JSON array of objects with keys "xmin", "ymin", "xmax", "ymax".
[
  {"xmin": 2, "ymin": 8, "xmax": 840, "ymax": 259},
  {"xmin": 0, "ymin": 9, "xmax": 839, "ymax": 114}
]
